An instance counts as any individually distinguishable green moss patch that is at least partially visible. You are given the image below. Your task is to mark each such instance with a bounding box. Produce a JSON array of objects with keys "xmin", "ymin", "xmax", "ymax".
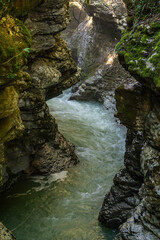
[
  {"xmin": 116, "ymin": 14, "xmax": 160, "ymax": 94},
  {"xmin": 0, "ymin": 15, "xmax": 31, "ymax": 84}
]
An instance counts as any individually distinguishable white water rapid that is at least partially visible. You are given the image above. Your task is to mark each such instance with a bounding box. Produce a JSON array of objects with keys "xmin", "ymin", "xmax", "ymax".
[{"xmin": 0, "ymin": 89, "xmax": 126, "ymax": 240}]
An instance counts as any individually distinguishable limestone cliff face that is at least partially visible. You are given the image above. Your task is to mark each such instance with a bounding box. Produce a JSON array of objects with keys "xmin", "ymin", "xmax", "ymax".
[
  {"xmin": 63, "ymin": 0, "xmax": 136, "ymax": 103},
  {"xmin": 0, "ymin": 0, "xmax": 80, "ymax": 193},
  {"xmin": 99, "ymin": 1, "xmax": 160, "ymax": 239}
]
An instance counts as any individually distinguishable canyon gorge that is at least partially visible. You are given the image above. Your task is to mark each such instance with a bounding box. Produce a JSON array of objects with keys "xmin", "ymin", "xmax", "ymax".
[{"xmin": 0, "ymin": 0, "xmax": 160, "ymax": 240}]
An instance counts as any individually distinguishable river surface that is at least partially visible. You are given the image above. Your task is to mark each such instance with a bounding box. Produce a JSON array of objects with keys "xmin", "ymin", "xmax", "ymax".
[{"xmin": 0, "ymin": 90, "xmax": 126, "ymax": 240}]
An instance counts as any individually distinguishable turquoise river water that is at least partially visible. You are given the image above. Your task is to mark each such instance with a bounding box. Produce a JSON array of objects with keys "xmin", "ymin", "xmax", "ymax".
[{"xmin": 0, "ymin": 90, "xmax": 126, "ymax": 240}]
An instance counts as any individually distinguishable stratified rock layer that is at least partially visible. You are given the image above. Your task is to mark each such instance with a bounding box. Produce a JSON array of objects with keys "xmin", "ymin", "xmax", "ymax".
[
  {"xmin": 0, "ymin": 0, "xmax": 80, "ymax": 192},
  {"xmin": 99, "ymin": 1, "xmax": 160, "ymax": 239}
]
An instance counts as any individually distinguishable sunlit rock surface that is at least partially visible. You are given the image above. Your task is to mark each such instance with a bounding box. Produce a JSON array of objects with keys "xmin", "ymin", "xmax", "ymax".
[{"xmin": 63, "ymin": 0, "xmax": 135, "ymax": 102}]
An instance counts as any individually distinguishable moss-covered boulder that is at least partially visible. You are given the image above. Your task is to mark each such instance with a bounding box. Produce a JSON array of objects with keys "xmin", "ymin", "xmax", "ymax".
[{"xmin": 116, "ymin": 1, "xmax": 160, "ymax": 94}]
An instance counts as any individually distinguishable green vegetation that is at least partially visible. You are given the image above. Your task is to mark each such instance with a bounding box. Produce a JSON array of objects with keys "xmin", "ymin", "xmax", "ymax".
[
  {"xmin": 116, "ymin": 0, "xmax": 160, "ymax": 93},
  {"xmin": 134, "ymin": 0, "xmax": 160, "ymax": 19},
  {"xmin": 0, "ymin": 14, "xmax": 32, "ymax": 88},
  {"xmin": 84, "ymin": 0, "xmax": 90, "ymax": 5}
]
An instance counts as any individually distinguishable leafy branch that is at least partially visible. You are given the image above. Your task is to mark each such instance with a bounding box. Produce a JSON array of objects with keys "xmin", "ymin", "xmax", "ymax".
[{"xmin": 0, "ymin": 48, "xmax": 30, "ymax": 66}]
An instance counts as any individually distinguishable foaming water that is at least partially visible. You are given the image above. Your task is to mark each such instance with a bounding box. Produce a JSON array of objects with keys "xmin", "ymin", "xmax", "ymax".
[{"xmin": 0, "ymin": 89, "xmax": 126, "ymax": 240}]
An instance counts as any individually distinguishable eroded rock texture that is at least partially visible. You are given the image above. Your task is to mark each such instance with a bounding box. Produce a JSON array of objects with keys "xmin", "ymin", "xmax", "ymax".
[
  {"xmin": 99, "ymin": 1, "xmax": 160, "ymax": 239},
  {"xmin": 0, "ymin": 11, "xmax": 32, "ymax": 191},
  {"xmin": 0, "ymin": 0, "xmax": 80, "ymax": 193},
  {"xmin": 63, "ymin": 0, "xmax": 135, "ymax": 102}
]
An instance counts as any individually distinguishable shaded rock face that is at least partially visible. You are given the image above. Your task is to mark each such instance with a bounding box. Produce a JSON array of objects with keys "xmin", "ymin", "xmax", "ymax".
[
  {"xmin": 115, "ymin": 83, "xmax": 150, "ymax": 130},
  {"xmin": 63, "ymin": 0, "xmax": 135, "ymax": 103},
  {"xmin": 0, "ymin": 11, "xmax": 32, "ymax": 191},
  {"xmin": 99, "ymin": 1, "xmax": 160, "ymax": 239},
  {"xmin": 99, "ymin": 84, "xmax": 146, "ymax": 228},
  {"xmin": 0, "ymin": 0, "xmax": 80, "ymax": 193},
  {"xmin": 99, "ymin": 83, "xmax": 160, "ymax": 240}
]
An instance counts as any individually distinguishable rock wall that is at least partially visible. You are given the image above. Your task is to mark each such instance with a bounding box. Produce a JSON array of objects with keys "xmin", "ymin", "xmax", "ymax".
[
  {"xmin": 63, "ymin": 0, "xmax": 135, "ymax": 103},
  {"xmin": 99, "ymin": 1, "xmax": 160, "ymax": 239},
  {"xmin": 0, "ymin": 0, "xmax": 80, "ymax": 193},
  {"xmin": 0, "ymin": 8, "xmax": 32, "ymax": 191}
]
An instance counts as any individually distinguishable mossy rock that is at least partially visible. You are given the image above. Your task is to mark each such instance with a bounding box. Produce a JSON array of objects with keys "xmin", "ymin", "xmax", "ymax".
[
  {"xmin": 0, "ymin": 108, "xmax": 24, "ymax": 143},
  {"xmin": 0, "ymin": 0, "xmax": 44, "ymax": 18},
  {"xmin": 0, "ymin": 14, "xmax": 31, "ymax": 85},
  {"xmin": 0, "ymin": 86, "xmax": 19, "ymax": 119},
  {"xmin": 124, "ymin": 0, "xmax": 160, "ymax": 21},
  {"xmin": 116, "ymin": 14, "xmax": 160, "ymax": 94}
]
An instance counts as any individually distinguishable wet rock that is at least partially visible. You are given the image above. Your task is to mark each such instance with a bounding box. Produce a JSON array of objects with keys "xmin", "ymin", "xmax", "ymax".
[
  {"xmin": 115, "ymin": 144, "xmax": 160, "ymax": 240},
  {"xmin": 99, "ymin": 129, "xmax": 144, "ymax": 227},
  {"xmin": 62, "ymin": 0, "xmax": 87, "ymax": 45},
  {"xmin": 30, "ymin": 132, "xmax": 79, "ymax": 175},
  {"xmin": 115, "ymin": 204, "xmax": 160, "ymax": 240},
  {"xmin": 115, "ymin": 83, "xmax": 150, "ymax": 131},
  {"xmin": 100, "ymin": 1, "xmax": 160, "ymax": 239},
  {"xmin": 70, "ymin": 57, "xmax": 136, "ymax": 102},
  {"xmin": 0, "ymin": 222, "xmax": 16, "ymax": 240},
  {"xmin": 5, "ymin": 84, "xmax": 79, "ymax": 177},
  {"xmin": 99, "ymin": 80, "xmax": 160, "ymax": 239}
]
